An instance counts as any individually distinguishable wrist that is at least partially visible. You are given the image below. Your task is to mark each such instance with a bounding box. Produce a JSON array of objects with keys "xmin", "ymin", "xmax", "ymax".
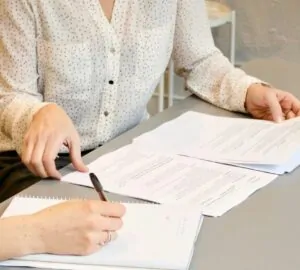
[
  {"xmin": 0, "ymin": 215, "xmax": 45, "ymax": 260},
  {"xmin": 25, "ymin": 214, "xmax": 47, "ymax": 254},
  {"xmin": 32, "ymin": 102, "xmax": 58, "ymax": 118},
  {"xmin": 18, "ymin": 215, "xmax": 46, "ymax": 256},
  {"xmin": 245, "ymin": 83, "xmax": 270, "ymax": 112},
  {"xmin": 244, "ymin": 84, "xmax": 258, "ymax": 112}
]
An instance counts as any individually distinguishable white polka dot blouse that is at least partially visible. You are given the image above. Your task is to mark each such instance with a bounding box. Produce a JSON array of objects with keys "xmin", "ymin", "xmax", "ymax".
[{"xmin": 0, "ymin": 0, "xmax": 261, "ymax": 154}]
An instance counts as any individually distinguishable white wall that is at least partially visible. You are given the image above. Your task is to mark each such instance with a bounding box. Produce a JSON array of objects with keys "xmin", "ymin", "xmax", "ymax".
[{"xmin": 215, "ymin": 0, "xmax": 300, "ymax": 65}]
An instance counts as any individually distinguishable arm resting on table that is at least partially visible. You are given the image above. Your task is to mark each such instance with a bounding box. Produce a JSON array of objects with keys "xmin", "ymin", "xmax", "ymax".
[
  {"xmin": 0, "ymin": 0, "xmax": 49, "ymax": 155},
  {"xmin": 0, "ymin": 216, "xmax": 44, "ymax": 261},
  {"xmin": 173, "ymin": 0, "xmax": 265, "ymax": 113}
]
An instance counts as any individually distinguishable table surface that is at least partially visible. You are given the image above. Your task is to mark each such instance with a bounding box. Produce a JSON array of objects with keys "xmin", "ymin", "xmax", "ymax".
[{"xmin": 1, "ymin": 95, "xmax": 300, "ymax": 270}]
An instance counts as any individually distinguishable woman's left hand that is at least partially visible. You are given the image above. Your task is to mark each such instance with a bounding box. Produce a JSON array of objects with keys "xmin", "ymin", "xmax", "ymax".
[{"xmin": 245, "ymin": 83, "xmax": 300, "ymax": 122}]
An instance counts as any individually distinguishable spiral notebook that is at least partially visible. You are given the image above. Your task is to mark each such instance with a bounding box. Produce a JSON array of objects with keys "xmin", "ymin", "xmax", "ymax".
[{"xmin": 0, "ymin": 196, "xmax": 203, "ymax": 270}]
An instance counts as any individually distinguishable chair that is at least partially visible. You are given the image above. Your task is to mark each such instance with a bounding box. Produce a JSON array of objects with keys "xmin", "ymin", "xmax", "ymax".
[{"xmin": 206, "ymin": 0, "xmax": 236, "ymax": 64}]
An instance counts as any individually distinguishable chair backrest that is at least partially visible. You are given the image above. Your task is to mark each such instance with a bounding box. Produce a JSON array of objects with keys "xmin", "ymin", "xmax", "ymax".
[{"xmin": 242, "ymin": 57, "xmax": 300, "ymax": 99}]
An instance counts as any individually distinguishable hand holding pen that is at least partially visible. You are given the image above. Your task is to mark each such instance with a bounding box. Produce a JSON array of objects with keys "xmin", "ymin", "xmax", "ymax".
[{"xmin": 89, "ymin": 172, "xmax": 126, "ymax": 246}]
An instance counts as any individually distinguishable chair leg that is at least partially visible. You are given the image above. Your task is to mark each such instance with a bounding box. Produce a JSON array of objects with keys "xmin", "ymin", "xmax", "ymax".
[
  {"xmin": 167, "ymin": 60, "xmax": 174, "ymax": 108},
  {"xmin": 157, "ymin": 75, "xmax": 164, "ymax": 113},
  {"xmin": 230, "ymin": 10, "xmax": 236, "ymax": 65}
]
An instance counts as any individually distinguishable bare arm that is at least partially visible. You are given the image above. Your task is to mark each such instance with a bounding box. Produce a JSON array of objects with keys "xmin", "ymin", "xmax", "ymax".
[
  {"xmin": 0, "ymin": 200, "xmax": 125, "ymax": 261},
  {"xmin": 0, "ymin": 215, "xmax": 44, "ymax": 260}
]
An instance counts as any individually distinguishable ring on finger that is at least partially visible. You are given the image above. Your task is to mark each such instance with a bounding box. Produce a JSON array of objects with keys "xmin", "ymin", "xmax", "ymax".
[{"xmin": 101, "ymin": 231, "xmax": 112, "ymax": 246}]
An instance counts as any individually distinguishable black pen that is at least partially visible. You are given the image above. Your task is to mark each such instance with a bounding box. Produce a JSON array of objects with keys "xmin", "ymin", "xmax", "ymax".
[{"xmin": 89, "ymin": 173, "xmax": 108, "ymax": 201}]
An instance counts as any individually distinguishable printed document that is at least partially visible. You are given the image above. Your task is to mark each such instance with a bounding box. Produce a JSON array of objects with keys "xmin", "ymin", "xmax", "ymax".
[
  {"xmin": 63, "ymin": 145, "xmax": 277, "ymax": 216},
  {"xmin": 133, "ymin": 111, "xmax": 300, "ymax": 174}
]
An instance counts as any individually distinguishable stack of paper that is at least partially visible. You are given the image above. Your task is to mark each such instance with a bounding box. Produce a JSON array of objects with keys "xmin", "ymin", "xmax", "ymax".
[
  {"xmin": 61, "ymin": 111, "xmax": 298, "ymax": 216},
  {"xmin": 1, "ymin": 196, "xmax": 203, "ymax": 270},
  {"xmin": 63, "ymin": 145, "xmax": 277, "ymax": 216},
  {"xmin": 133, "ymin": 111, "xmax": 300, "ymax": 174}
]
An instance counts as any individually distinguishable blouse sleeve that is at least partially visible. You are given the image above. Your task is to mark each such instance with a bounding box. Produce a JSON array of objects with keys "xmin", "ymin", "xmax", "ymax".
[
  {"xmin": 173, "ymin": 0, "xmax": 264, "ymax": 112},
  {"xmin": 0, "ymin": 0, "xmax": 49, "ymax": 154}
]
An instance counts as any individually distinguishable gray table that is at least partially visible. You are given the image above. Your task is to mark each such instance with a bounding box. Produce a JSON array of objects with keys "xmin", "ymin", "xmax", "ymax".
[{"xmin": 1, "ymin": 96, "xmax": 300, "ymax": 270}]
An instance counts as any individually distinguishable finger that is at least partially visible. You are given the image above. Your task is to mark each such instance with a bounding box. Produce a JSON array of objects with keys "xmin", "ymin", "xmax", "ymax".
[
  {"xmin": 286, "ymin": 111, "xmax": 296, "ymax": 119},
  {"xmin": 78, "ymin": 235, "xmax": 101, "ymax": 256},
  {"xmin": 290, "ymin": 96, "xmax": 300, "ymax": 115},
  {"xmin": 99, "ymin": 216, "xmax": 123, "ymax": 231},
  {"xmin": 30, "ymin": 136, "xmax": 48, "ymax": 178},
  {"xmin": 279, "ymin": 92, "xmax": 300, "ymax": 115},
  {"xmin": 262, "ymin": 114, "xmax": 275, "ymax": 122},
  {"xmin": 43, "ymin": 136, "xmax": 63, "ymax": 179},
  {"xmin": 85, "ymin": 201, "xmax": 126, "ymax": 217},
  {"xmin": 22, "ymin": 134, "xmax": 37, "ymax": 175},
  {"xmin": 97, "ymin": 202, "xmax": 126, "ymax": 218},
  {"xmin": 68, "ymin": 134, "xmax": 88, "ymax": 172},
  {"xmin": 265, "ymin": 91, "xmax": 284, "ymax": 122}
]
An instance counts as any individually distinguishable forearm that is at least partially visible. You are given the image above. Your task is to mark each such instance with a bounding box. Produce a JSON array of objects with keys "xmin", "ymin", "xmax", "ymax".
[
  {"xmin": 173, "ymin": 0, "xmax": 264, "ymax": 113},
  {"xmin": 184, "ymin": 50, "xmax": 262, "ymax": 112},
  {"xmin": 0, "ymin": 0, "xmax": 50, "ymax": 154},
  {"xmin": 0, "ymin": 215, "xmax": 44, "ymax": 261},
  {"xmin": 0, "ymin": 93, "xmax": 49, "ymax": 153}
]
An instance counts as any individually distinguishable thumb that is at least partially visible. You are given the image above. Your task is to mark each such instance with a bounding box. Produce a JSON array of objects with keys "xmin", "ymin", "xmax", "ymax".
[
  {"xmin": 265, "ymin": 91, "xmax": 283, "ymax": 123},
  {"xmin": 68, "ymin": 135, "xmax": 88, "ymax": 173}
]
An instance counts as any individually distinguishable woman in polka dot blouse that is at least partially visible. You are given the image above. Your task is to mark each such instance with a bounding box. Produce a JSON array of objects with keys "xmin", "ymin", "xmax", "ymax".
[{"xmin": 0, "ymin": 0, "xmax": 300, "ymax": 200}]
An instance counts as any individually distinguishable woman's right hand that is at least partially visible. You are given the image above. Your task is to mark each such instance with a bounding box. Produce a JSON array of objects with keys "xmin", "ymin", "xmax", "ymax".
[
  {"xmin": 30, "ymin": 200, "xmax": 126, "ymax": 255},
  {"xmin": 22, "ymin": 103, "xmax": 88, "ymax": 179}
]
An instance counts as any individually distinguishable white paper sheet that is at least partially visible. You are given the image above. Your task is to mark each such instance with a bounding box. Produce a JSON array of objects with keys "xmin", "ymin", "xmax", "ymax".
[
  {"xmin": 63, "ymin": 145, "xmax": 277, "ymax": 216},
  {"xmin": 0, "ymin": 260, "xmax": 153, "ymax": 270},
  {"xmin": 133, "ymin": 111, "xmax": 300, "ymax": 173},
  {"xmin": 1, "ymin": 197, "xmax": 202, "ymax": 270}
]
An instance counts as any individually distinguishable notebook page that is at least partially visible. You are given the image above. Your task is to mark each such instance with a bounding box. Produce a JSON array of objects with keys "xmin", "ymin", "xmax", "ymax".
[
  {"xmin": 1, "ymin": 197, "xmax": 66, "ymax": 218},
  {"xmin": 1, "ymin": 197, "xmax": 202, "ymax": 270},
  {"xmin": 0, "ymin": 260, "xmax": 154, "ymax": 270}
]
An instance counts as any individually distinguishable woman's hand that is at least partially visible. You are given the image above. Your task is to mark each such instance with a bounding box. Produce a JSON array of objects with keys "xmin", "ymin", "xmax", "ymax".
[
  {"xmin": 21, "ymin": 103, "xmax": 88, "ymax": 179},
  {"xmin": 33, "ymin": 200, "xmax": 126, "ymax": 255},
  {"xmin": 245, "ymin": 84, "xmax": 300, "ymax": 122},
  {"xmin": 0, "ymin": 200, "xmax": 126, "ymax": 260}
]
